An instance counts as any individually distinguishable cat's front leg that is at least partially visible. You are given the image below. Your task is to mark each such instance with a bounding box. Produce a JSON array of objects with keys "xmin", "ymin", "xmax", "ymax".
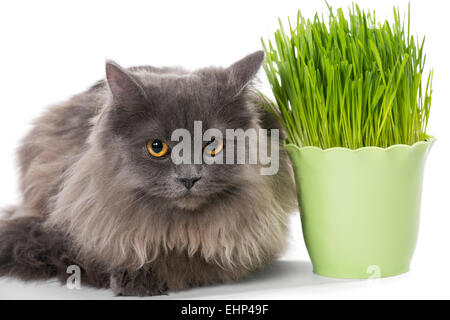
[{"xmin": 109, "ymin": 269, "xmax": 168, "ymax": 297}]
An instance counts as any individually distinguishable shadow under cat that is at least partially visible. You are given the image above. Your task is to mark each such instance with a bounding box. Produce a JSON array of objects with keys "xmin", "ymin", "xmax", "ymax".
[{"xmin": 135, "ymin": 260, "xmax": 351, "ymax": 300}]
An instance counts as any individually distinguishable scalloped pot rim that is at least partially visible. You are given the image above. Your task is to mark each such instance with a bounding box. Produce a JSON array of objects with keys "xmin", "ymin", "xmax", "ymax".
[{"xmin": 284, "ymin": 136, "xmax": 436, "ymax": 153}]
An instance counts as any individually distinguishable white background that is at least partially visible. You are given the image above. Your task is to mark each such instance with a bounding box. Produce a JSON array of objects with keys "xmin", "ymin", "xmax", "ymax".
[{"xmin": 0, "ymin": 0, "xmax": 449, "ymax": 299}]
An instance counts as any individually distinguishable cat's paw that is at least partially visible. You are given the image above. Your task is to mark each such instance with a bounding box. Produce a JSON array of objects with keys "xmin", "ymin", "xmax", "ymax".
[{"xmin": 110, "ymin": 270, "xmax": 168, "ymax": 297}]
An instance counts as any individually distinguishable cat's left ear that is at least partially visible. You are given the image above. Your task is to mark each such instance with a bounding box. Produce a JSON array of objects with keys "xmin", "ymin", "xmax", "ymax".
[
  {"xmin": 105, "ymin": 60, "xmax": 147, "ymax": 106},
  {"xmin": 225, "ymin": 50, "xmax": 265, "ymax": 96}
]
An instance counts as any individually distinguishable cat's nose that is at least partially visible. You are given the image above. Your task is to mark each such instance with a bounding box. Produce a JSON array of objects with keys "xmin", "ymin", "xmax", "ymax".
[{"xmin": 178, "ymin": 177, "xmax": 201, "ymax": 190}]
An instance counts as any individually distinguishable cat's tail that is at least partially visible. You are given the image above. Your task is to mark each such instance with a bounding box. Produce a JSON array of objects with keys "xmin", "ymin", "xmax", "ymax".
[{"xmin": 0, "ymin": 215, "xmax": 109, "ymax": 288}]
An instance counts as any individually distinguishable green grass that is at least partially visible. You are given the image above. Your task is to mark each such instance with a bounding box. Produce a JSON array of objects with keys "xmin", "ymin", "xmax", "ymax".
[{"xmin": 261, "ymin": 3, "xmax": 432, "ymax": 149}]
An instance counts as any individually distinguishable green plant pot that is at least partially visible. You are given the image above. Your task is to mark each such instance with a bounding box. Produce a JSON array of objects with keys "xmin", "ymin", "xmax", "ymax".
[{"xmin": 285, "ymin": 139, "xmax": 435, "ymax": 279}]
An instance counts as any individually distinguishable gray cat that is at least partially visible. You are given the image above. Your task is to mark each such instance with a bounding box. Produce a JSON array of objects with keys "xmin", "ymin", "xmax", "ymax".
[{"xmin": 0, "ymin": 51, "xmax": 296, "ymax": 296}]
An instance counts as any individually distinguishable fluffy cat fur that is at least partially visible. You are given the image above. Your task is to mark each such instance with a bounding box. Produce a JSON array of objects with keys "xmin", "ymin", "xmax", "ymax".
[{"xmin": 0, "ymin": 51, "xmax": 297, "ymax": 296}]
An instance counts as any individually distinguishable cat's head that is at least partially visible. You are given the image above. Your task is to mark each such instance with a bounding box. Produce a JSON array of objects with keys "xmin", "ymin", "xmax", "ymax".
[{"xmin": 97, "ymin": 51, "xmax": 267, "ymax": 210}]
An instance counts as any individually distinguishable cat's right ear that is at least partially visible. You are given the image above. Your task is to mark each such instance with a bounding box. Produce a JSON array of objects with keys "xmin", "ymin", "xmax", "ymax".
[
  {"xmin": 225, "ymin": 51, "xmax": 265, "ymax": 97},
  {"xmin": 105, "ymin": 61, "xmax": 147, "ymax": 105}
]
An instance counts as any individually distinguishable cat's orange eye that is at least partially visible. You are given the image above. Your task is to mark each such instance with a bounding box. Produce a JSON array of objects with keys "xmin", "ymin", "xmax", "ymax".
[
  {"xmin": 146, "ymin": 139, "xmax": 169, "ymax": 158},
  {"xmin": 203, "ymin": 138, "xmax": 223, "ymax": 157}
]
